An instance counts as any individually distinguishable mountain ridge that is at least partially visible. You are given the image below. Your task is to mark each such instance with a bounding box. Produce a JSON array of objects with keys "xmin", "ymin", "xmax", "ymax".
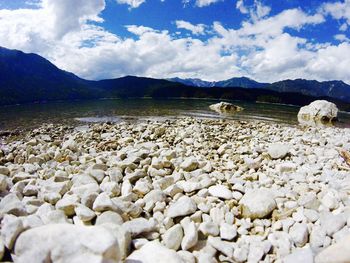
[
  {"xmin": 0, "ymin": 46, "xmax": 349, "ymax": 110},
  {"xmin": 170, "ymin": 77, "xmax": 350, "ymax": 102}
]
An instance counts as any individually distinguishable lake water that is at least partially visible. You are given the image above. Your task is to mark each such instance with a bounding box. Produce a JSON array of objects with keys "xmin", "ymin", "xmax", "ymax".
[{"xmin": 0, "ymin": 98, "xmax": 349, "ymax": 131}]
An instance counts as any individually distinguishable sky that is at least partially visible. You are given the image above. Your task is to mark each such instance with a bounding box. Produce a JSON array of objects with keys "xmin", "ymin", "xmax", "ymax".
[{"xmin": 0, "ymin": 0, "xmax": 350, "ymax": 83}]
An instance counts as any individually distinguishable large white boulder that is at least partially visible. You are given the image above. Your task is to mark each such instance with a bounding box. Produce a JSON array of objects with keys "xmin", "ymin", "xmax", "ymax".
[
  {"xmin": 315, "ymin": 234, "xmax": 350, "ymax": 263},
  {"xmin": 209, "ymin": 102, "xmax": 243, "ymax": 115},
  {"xmin": 297, "ymin": 100, "xmax": 338, "ymax": 126},
  {"xmin": 14, "ymin": 224, "xmax": 121, "ymax": 263}
]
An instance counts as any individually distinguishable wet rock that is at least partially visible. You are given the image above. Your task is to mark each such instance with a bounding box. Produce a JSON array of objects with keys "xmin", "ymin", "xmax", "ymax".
[
  {"xmin": 209, "ymin": 102, "xmax": 243, "ymax": 115},
  {"xmin": 298, "ymin": 100, "xmax": 338, "ymax": 126}
]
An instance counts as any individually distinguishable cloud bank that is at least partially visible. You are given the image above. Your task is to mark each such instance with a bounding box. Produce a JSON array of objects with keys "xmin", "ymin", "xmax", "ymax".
[{"xmin": 0, "ymin": 0, "xmax": 350, "ymax": 84}]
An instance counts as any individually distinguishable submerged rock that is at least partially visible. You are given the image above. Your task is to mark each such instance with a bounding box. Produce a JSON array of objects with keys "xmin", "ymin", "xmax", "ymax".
[
  {"xmin": 297, "ymin": 100, "xmax": 338, "ymax": 126},
  {"xmin": 209, "ymin": 102, "xmax": 243, "ymax": 115}
]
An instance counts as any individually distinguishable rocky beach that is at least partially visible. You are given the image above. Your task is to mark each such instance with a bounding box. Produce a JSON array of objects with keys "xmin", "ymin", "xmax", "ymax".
[{"xmin": 1, "ymin": 114, "xmax": 350, "ymax": 262}]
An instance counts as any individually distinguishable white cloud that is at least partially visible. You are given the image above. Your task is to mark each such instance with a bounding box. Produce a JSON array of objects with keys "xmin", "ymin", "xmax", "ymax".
[
  {"xmin": 42, "ymin": 0, "xmax": 105, "ymax": 38},
  {"xmin": 1, "ymin": 0, "xmax": 350, "ymax": 85},
  {"xmin": 322, "ymin": 0, "xmax": 350, "ymax": 28},
  {"xmin": 183, "ymin": 0, "xmax": 222, "ymax": 8},
  {"xmin": 116, "ymin": 0, "xmax": 146, "ymax": 8},
  {"xmin": 236, "ymin": 0, "xmax": 248, "ymax": 14},
  {"xmin": 175, "ymin": 20, "xmax": 206, "ymax": 35},
  {"xmin": 334, "ymin": 34, "xmax": 350, "ymax": 41},
  {"xmin": 237, "ymin": 0, "xmax": 272, "ymax": 21},
  {"xmin": 195, "ymin": 0, "xmax": 222, "ymax": 7}
]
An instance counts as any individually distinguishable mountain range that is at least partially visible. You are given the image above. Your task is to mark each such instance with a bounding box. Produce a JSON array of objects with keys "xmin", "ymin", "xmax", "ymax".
[
  {"xmin": 0, "ymin": 46, "xmax": 350, "ymax": 110},
  {"xmin": 168, "ymin": 77, "xmax": 268, "ymax": 89},
  {"xmin": 169, "ymin": 77, "xmax": 350, "ymax": 102}
]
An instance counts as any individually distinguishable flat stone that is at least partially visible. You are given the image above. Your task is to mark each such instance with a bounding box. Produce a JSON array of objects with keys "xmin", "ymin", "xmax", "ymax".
[
  {"xmin": 125, "ymin": 241, "xmax": 183, "ymax": 263},
  {"xmin": 220, "ymin": 222, "xmax": 237, "ymax": 241},
  {"xmin": 181, "ymin": 217, "xmax": 198, "ymax": 250},
  {"xmin": 100, "ymin": 223, "xmax": 131, "ymax": 260},
  {"xmin": 0, "ymin": 174, "xmax": 8, "ymax": 192},
  {"xmin": 199, "ymin": 222, "xmax": 219, "ymax": 236},
  {"xmin": 208, "ymin": 236, "xmax": 234, "ymax": 258},
  {"xmin": 122, "ymin": 218, "xmax": 157, "ymax": 237},
  {"xmin": 90, "ymin": 169, "xmax": 105, "ymax": 183},
  {"xmin": 320, "ymin": 212, "xmax": 346, "ymax": 236},
  {"xmin": 1, "ymin": 214, "xmax": 25, "ymax": 250},
  {"xmin": 180, "ymin": 158, "xmax": 199, "ymax": 172},
  {"xmin": 240, "ymin": 189, "xmax": 276, "ymax": 219},
  {"xmin": 0, "ymin": 166, "xmax": 10, "ymax": 176},
  {"xmin": 167, "ymin": 195, "xmax": 197, "ymax": 218},
  {"xmin": 55, "ymin": 194, "xmax": 79, "ymax": 216},
  {"xmin": 208, "ymin": 185, "xmax": 232, "ymax": 200},
  {"xmin": 315, "ymin": 234, "xmax": 350, "ymax": 263},
  {"xmin": 95, "ymin": 211, "xmax": 124, "ymax": 226},
  {"xmin": 75, "ymin": 205, "xmax": 96, "ymax": 222},
  {"xmin": 162, "ymin": 224, "xmax": 183, "ymax": 251},
  {"xmin": 283, "ymin": 248, "xmax": 314, "ymax": 263},
  {"xmin": 0, "ymin": 193, "xmax": 27, "ymax": 216},
  {"xmin": 15, "ymin": 224, "xmax": 121, "ymax": 263},
  {"xmin": 92, "ymin": 192, "xmax": 119, "ymax": 213},
  {"xmin": 268, "ymin": 143, "xmax": 290, "ymax": 159},
  {"xmin": 289, "ymin": 223, "xmax": 308, "ymax": 247}
]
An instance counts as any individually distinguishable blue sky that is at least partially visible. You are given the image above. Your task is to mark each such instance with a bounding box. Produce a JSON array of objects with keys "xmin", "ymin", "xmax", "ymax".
[{"xmin": 0, "ymin": 0, "xmax": 350, "ymax": 83}]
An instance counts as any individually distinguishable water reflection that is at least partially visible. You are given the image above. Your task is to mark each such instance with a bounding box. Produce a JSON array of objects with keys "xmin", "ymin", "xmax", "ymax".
[{"xmin": 0, "ymin": 98, "xmax": 349, "ymax": 131}]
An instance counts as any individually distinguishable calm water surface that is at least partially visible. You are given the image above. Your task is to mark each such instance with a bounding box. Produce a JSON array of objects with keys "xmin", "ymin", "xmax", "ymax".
[{"xmin": 0, "ymin": 99, "xmax": 349, "ymax": 131}]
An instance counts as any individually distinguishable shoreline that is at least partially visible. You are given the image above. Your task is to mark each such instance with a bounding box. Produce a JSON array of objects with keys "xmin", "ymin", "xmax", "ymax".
[{"xmin": 1, "ymin": 117, "xmax": 350, "ymax": 262}]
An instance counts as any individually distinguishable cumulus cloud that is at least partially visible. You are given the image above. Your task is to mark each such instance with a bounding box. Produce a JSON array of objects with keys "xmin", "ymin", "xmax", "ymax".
[
  {"xmin": 1, "ymin": 0, "xmax": 350, "ymax": 84},
  {"xmin": 175, "ymin": 20, "xmax": 206, "ymax": 35},
  {"xmin": 236, "ymin": 0, "xmax": 248, "ymax": 14},
  {"xmin": 195, "ymin": 0, "xmax": 222, "ymax": 7},
  {"xmin": 334, "ymin": 34, "xmax": 350, "ymax": 42},
  {"xmin": 116, "ymin": 0, "xmax": 146, "ymax": 8},
  {"xmin": 236, "ymin": 0, "xmax": 272, "ymax": 21},
  {"xmin": 183, "ymin": 0, "xmax": 222, "ymax": 8},
  {"xmin": 322, "ymin": 0, "xmax": 350, "ymax": 30}
]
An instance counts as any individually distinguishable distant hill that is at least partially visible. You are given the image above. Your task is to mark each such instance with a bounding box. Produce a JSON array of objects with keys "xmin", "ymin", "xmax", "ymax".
[
  {"xmin": 169, "ymin": 77, "xmax": 268, "ymax": 89},
  {"xmin": 170, "ymin": 76, "xmax": 350, "ymax": 103},
  {"xmin": 266, "ymin": 79, "xmax": 350, "ymax": 103},
  {"xmin": 0, "ymin": 46, "xmax": 349, "ymax": 111},
  {"xmin": 216, "ymin": 77, "xmax": 268, "ymax": 89},
  {"xmin": 167, "ymin": 77, "xmax": 215, "ymax": 88},
  {"xmin": 0, "ymin": 47, "xmax": 101, "ymax": 105}
]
